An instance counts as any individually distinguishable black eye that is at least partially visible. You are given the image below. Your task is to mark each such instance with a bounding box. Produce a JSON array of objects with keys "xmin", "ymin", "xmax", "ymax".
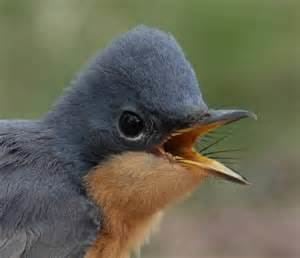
[{"xmin": 118, "ymin": 111, "xmax": 145, "ymax": 139}]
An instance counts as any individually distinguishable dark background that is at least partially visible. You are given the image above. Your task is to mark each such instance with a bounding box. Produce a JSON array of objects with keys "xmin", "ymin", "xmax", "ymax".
[{"xmin": 0, "ymin": 1, "xmax": 299, "ymax": 257}]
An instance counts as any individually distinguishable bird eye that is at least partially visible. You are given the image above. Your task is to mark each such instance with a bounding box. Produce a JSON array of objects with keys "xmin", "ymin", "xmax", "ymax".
[{"xmin": 118, "ymin": 111, "xmax": 145, "ymax": 139}]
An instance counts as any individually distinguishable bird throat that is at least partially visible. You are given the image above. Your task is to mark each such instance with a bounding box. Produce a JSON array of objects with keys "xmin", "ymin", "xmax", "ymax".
[{"xmin": 83, "ymin": 151, "xmax": 206, "ymax": 258}]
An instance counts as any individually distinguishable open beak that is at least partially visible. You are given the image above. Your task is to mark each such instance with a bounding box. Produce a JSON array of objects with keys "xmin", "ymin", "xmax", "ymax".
[{"xmin": 157, "ymin": 109, "xmax": 257, "ymax": 185}]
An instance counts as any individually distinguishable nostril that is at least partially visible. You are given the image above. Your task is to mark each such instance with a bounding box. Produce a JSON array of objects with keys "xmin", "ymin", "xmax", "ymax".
[{"xmin": 201, "ymin": 113, "xmax": 211, "ymax": 119}]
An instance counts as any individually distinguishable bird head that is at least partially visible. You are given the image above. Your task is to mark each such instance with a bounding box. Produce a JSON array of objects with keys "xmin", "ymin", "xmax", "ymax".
[{"xmin": 48, "ymin": 25, "xmax": 255, "ymax": 184}]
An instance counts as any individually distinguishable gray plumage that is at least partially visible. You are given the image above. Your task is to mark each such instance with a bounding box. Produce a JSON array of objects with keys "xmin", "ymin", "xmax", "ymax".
[{"xmin": 0, "ymin": 25, "xmax": 207, "ymax": 257}]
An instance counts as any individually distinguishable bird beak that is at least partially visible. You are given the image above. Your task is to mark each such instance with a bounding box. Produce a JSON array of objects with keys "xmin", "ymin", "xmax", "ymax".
[{"xmin": 158, "ymin": 109, "xmax": 257, "ymax": 184}]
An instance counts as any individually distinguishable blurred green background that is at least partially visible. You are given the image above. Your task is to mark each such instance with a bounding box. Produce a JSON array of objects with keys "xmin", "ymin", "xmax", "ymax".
[{"xmin": 0, "ymin": 0, "xmax": 299, "ymax": 257}]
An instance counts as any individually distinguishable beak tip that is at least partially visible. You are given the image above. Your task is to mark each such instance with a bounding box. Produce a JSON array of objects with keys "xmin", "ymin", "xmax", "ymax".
[
  {"xmin": 237, "ymin": 175, "xmax": 251, "ymax": 185},
  {"xmin": 248, "ymin": 111, "xmax": 258, "ymax": 121},
  {"xmin": 237, "ymin": 110, "xmax": 258, "ymax": 122},
  {"xmin": 241, "ymin": 179, "xmax": 251, "ymax": 186}
]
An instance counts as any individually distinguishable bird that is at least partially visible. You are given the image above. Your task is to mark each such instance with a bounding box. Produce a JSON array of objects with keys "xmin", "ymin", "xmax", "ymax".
[{"xmin": 0, "ymin": 25, "xmax": 256, "ymax": 258}]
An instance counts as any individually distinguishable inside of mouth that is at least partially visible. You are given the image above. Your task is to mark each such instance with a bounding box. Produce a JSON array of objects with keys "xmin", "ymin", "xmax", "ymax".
[
  {"xmin": 159, "ymin": 126, "xmax": 249, "ymax": 185},
  {"xmin": 162, "ymin": 126, "xmax": 212, "ymax": 161}
]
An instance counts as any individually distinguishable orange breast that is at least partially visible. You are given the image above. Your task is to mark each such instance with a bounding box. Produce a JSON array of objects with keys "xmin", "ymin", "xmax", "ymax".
[{"xmin": 84, "ymin": 152, "xmax": 205, "ymax": 258}]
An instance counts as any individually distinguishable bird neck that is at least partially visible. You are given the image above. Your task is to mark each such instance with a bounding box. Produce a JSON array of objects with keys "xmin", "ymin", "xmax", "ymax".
[{"xmin": 43, "ymin": 80, "xmax": 106, "ymax": 168}]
